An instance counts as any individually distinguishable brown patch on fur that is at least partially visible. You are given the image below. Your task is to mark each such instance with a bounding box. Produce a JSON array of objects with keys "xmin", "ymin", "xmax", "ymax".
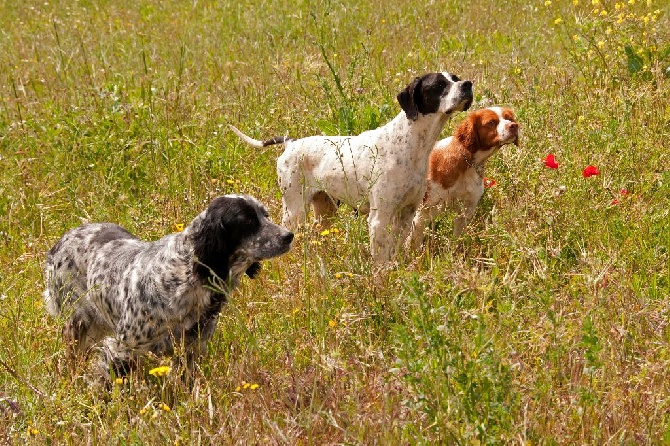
[{"xmin": 427, "ymin": 143, "xmax": 469, "ymax": 191}]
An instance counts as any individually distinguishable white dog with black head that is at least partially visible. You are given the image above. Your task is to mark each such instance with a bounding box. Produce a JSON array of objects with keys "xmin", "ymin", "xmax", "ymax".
[{"xmin": 230, "ymin": 72, "xmax": 473, "ymax": 262}]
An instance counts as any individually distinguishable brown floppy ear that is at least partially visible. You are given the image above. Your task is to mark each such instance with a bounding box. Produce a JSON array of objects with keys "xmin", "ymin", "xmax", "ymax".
[
  {"xmin": 397, "ymin": 76, "xmax": 422, "ymax": 121},
  {"xmin": 455, "ymin": 114, "xmax": 479, "ymax": 152}
]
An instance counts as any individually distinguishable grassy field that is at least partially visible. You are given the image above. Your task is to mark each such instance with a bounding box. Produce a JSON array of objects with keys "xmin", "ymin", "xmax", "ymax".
[{"xmin": 1, "ymin": 0, "xmax": 669, "ymax": 443}]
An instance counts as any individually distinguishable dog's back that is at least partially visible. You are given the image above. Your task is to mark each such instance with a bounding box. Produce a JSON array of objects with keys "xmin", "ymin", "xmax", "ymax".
[{"xmin": 43, "ymin": 223, "xmax": 137, "ymax": 316}]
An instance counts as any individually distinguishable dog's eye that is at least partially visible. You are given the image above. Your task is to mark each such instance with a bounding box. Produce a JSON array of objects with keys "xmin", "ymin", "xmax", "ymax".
[{"xmin": 485, "ymin": 121, "xmax": 497, "ymax": 127}]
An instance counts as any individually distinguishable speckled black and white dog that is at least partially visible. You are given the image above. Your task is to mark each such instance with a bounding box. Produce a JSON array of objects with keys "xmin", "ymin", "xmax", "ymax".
[{"xmin": 43, "ymin": 194, "xmax": 293, "ymax": 381}]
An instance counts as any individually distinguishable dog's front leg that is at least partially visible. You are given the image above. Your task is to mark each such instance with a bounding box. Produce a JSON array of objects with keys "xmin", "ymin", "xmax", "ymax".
[
  {"xmin": 90, "ymin": 337, "xmax": 138, "ymax": 384},
  {"xmin": 395, "ymin": 204, "xmax": 419, "ymax": 254},
  {"xmin": 453, "ymin": 198, "xmax": 479, "ymax": 237},
  {"xmin": 407, "ymin": 205, "xmax": 431, "ymax": 250},
  {"xmin": 368, "ymin": 210, "xmax": 394, "ymax": 262}
]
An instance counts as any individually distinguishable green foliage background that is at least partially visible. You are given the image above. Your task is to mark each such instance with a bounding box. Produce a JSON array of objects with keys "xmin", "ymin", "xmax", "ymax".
[{"xmin": 0, "ymin": 0, "xmax": 668, "ymax": 443}]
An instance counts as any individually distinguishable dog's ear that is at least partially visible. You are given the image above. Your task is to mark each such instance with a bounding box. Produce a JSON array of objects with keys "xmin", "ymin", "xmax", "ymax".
[
  {"xmin": 455, "ymin": 114, "xmax": 479, "ymax": 152},
  {"xmin": 246, "ymin": 262, "xmax": 261, "ymax": 278},
  {"xmin": 192, "ymin": 198, "xmax": 231, "ymax": 282},
  {"xmin": 397, "ymin": 76, "xmax": 422, "ymax": 121}
]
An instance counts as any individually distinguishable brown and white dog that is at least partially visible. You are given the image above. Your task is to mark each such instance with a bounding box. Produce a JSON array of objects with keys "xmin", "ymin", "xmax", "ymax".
[{"xmin": 408, "ymin": 107, "xmax": 519, "ymax": 249}]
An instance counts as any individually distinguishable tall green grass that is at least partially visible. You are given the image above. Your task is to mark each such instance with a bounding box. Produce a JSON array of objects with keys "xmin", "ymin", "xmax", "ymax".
[{"xmin": 1, "ymin": 0, "xmax": 668, "ymax": 443}]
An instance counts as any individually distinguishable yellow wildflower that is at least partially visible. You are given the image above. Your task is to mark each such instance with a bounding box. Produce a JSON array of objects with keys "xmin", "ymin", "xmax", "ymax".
[
  {"xmin": 250, "ymin": 384, "xmax": 259, "ymax": 390},
  {"xmin": 235, "ymin": 386, "xmax": 241, "ymax": 392},
  {"xmin": 226, "ymin": 179, "xmax": 235, "ymax": 185},
  {"xmin": 597, "ymin": 40, "xmax": 605, "ymax": 49},
  {"xmin": 335, "ymin": 272, "xmax": 342, "ymax": 279},
  {"xmin": 591, "ymin": 0, "xmax": 599, "ymax": 4},
  {"xmin": 605, "ymin": 27, "xmax": 612, "ymax": 34},
  {"xmin": 173, "ymin": 223, "xmax": 184, "ymax": 232},
  {"xmin": 544, "ymin": 0, "xmax": 552, "ymax": 6},
  {"xmin": 148, "ymin": 365, "xmax": 172, "ymax": 377},
  {"xmin": 320, "ymin": 229, "xmax": 331, "ymax": 236},
  {"xmin": 158, "ymin": 403, "xmax": 171, "ymax": 411},
  {"xmin": 243, "ymin": 382, "xmax": 251, "ymax": 389},
  {"xmin": 573, "ymin": 34, "xmax": 580, "ymax": 41},
  {"xmin": 554, "ymin": 17, "xmax": 563, "ymax": 24},
  {"xmin": 115, "ymin": 377, "xmax": 124, "ymax": 385},
  {"xmin": 600, "ymin": 9, "xmax": 608, "ymax": 15},
  {"xmin": 328, "ymin": 319, "xmax": 337, "ymax": 328},
  {"xmin": 628, "ymin": 0, "xmax": 634, "ymax": 4},
  {"xmin": 578, "ymin": 115, "xmax": 585, "ymax": 122},
  {"xmin": 27, "ymin": 427, "xmax": 39, "ymax": 436}
]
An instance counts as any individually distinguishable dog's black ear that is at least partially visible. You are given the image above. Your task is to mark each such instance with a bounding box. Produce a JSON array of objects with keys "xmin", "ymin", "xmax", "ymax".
[
  {"xmin": 193, "ymin": 198, "xmax": 231, "ymax": 283},
  {"xmin": 246, "ymin": 262, "xmax": 261, "ymax": 278},
  {"xmin": 397, "ymin": 76, "xmax": 422, "ymax": 121},
  {"xmin": 193, "ymin": 196, "xmax": 261, "ymax": 284}
]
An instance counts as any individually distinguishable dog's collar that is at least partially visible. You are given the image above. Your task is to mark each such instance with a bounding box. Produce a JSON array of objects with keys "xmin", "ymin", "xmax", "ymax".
[
  {"xmin": 462, "ymin": 153, "xmax": 476, "ymax": 168},
  {"xmin": 462, "ymin": 153, "xmax": 485, "ymax": 178}
]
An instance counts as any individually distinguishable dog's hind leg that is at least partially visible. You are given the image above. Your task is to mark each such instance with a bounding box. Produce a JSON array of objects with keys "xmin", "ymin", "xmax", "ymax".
[
  {"xmin": 311, "ymin": 191, "xmax": 338, "ymax": 228},
  {"xmin": 64, "ymin": 304, "xmax": 109, "ymax": 358}
]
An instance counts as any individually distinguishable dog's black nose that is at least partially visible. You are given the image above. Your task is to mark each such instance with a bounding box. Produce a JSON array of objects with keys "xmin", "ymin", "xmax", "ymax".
[
  {"xmin": 283, "ymin": 232, "xmax": 295, "ymax": 244},
  {"xmin": 462, "ymin": 80, "xmax": 473, "ymax": 90}
]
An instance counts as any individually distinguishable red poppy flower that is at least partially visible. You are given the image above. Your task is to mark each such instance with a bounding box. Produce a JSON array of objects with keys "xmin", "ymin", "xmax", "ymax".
[
  {"xmin": 543, "ymin": 153, "xmax": 559, "ymax": 169},
  {"xmin": 611, "ymin": 199, "xmax": 619, "ymax": 205},
  {"xmin": 483, "ymin": 177, "xmax": 497, "ymax": 188},
  {"xmin": 583, "ymin": 165, "xmax": 600, "ymax": 177},
  {"xmin": 620, "ymin": 188, "xmax": 629, "ymax": 196}
]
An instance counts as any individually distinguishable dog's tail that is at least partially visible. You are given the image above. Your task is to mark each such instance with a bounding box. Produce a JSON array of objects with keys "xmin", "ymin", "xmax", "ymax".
[
  {"xmin": 228, "ymin": 124, "xmax": 292, "ymax": 148},
  {"xmin": 42, "ymin": 263, "xmax": 63, "ymax": 317}
]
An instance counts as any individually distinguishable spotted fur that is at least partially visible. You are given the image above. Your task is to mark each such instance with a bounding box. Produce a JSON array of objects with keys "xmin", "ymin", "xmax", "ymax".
[{"xmin": 43, "ymin": 194, "xmax": 293, "ymax": 381}]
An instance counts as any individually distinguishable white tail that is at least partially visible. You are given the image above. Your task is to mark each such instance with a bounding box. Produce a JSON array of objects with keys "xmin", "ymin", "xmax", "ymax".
[{"xmin": 228, "ymin": 125, "xmax": 266, "ymax": 148}]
